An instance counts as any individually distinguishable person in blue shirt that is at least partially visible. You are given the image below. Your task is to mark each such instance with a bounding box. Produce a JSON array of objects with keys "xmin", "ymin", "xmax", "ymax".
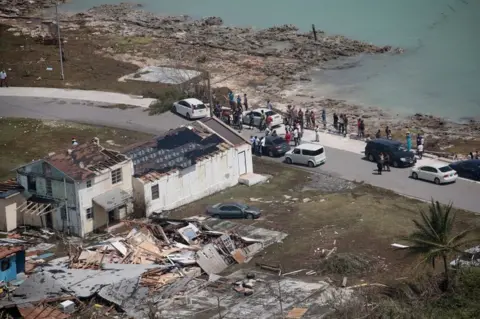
[
  {"xmin": 321, "ymin": 109, "xmax": 326, "ymax": 129},
  {"xmin": 236, "ymin": 95, "xmax": 242, "ymax": 110},
  {"xmin": 406, "ymin": 132, "xmax": 412, "ymax": 152},
  {"xmin": 228, "ymin": 90, "xmax": 234, "ymax": 108}
]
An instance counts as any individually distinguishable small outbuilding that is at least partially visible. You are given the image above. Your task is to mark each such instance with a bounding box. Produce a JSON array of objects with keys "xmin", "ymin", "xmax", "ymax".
[{"xmin": 0, "ymin": 246, "xmax": 25, "ymax": 283}]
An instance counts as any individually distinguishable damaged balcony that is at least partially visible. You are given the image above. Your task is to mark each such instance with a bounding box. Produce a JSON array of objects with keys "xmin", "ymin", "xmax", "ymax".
[{"xmin": 16, "ymin": 197, "xmax": 58, "ymax": 229}]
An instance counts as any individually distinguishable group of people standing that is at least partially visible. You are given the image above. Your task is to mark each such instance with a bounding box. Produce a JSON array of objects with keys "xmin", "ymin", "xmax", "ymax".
[{"xmin": 376, "ymin": 153, "xmax": 391, "ymax": 175}]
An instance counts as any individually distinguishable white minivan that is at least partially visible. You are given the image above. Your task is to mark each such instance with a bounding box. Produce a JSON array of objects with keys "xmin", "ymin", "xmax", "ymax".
[{"xmin": 285, "ymin": 143, "xmax": 326, "ymax": 167}]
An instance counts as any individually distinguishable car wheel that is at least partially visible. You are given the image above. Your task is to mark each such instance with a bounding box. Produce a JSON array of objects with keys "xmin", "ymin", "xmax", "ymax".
[
  {"xmin": 212, "ymin": 214, "xmax": 220, "ymax": 219},
  {"xmin": 186, "ymin": 113, "xmax": 191, "ymax": 120},
  {"xmin": 285, "ymin": 157, "xmax": 293, "ymax": 164},
  {"xmin": 412, "ymin": 172, "xmax": 418, "ymax": 179},
  {"xmin": 268, "ymin": 150, "xmax": 274, "ymax": 157},
  {"xmin": 246, "ymin": 214, "xmax": 254, "ymax": 220},
  {"xmin": 308, "ymin": 161, "xmax": 315, "ymax": 168},
  {"xmin": 434, "ymin": 177, "xmax": 440, "ymax": 185},
  {"xmin": 393, "ymin": 161, "xmax": 399, "ymax": 168},
  {"xmin": 367, "ymin": 153, "xmax": 375, "ymax": 162}
]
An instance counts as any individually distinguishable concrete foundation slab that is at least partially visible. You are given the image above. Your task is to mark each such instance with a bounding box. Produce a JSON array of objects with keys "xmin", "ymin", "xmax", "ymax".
[
  {"xmin": 238, "ymin": 173, "xmax": 269, "ymax": 186},
  {"xmin": 121, "ymin": 66, "xmax": 202, "ymax": 84}
]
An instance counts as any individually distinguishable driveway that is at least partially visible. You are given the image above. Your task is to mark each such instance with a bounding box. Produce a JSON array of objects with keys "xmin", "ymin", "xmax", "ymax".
[{"xmin": 1, "ymin": 95, "xmax": 479, "ymax": 214}]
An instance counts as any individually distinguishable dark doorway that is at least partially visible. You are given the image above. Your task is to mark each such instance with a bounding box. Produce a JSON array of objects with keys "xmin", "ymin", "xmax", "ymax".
[
  {"xmin": 108, "ymin": 210, "xmax": 115, "ymax": 223},
  {"xmin": 45, "ymin": 212, "xmax": 53, "ymax": 229}
]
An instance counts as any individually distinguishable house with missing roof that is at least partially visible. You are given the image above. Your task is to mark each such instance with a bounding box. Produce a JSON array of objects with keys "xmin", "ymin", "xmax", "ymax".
[
  {"xmin": 125, "ymin": 117, "xmax": 253, "ymax": 217},
  {"xmin": 14, "ymin": 138, "xmax": 134, "ymax": 237},
  {"xmin": 0, "ymin": 180, "xmax": 26, "ymax": 232}
]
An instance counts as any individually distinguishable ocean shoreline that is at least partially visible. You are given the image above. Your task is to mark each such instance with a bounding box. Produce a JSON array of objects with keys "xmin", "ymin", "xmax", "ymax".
[{"xmin": 0, "ymin": 1, "xmax": 478, "ymax": 156}]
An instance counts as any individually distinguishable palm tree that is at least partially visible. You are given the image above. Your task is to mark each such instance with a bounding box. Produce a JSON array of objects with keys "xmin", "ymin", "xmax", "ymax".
[{"xmin": 399, "ymin": 200, "xmax": 475, "ymax": 288}]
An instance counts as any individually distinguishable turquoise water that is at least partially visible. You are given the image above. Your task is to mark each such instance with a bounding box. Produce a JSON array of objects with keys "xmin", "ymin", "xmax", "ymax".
[{"xmin": 62, "ymin": 0, "xmax": 480, "ymax": 120}]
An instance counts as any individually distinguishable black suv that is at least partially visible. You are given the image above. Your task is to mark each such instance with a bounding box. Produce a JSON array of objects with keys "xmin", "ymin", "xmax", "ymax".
[{"xmin": 365, "ymin": 139, "xmax": 416, "ymax": 168}]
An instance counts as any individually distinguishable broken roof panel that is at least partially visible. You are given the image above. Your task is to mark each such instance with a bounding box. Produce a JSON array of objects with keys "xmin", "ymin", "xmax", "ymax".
[
  {"xmin": 0, "ymin": 179, "xmax": 23, "ymax": 199},
  {"xmin": 199, "ymin": 117, "xmax": 250, "ymax": 146},
  {"xmin": 123, "ymin": 126, "xmax": 230, "ymax": 178},
  {"xmin": 45, "ymin": 140, "xmax": 128, "ymax": 181},
  {"xmin": 93, "ymin": 188, "xmax": 132, "ymax": 211},
  {"xmin": 0, "ymin": 246, "xmax": 24, "ymax": 259},
  {"xmin": 18, "ymin": 303, "xmax": 70, "ymax": 319}
]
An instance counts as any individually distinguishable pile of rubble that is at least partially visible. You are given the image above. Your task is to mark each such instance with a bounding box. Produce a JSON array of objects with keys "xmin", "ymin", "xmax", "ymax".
[{"xmin": 67, "ymin": 217, "xmax": 265, "ymax": 279}]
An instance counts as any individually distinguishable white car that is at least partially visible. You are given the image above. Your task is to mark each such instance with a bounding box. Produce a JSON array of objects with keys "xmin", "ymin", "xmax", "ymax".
[
  {"xmin": 173, "ymin": 98, "xmax": 209, "ymax": 119},
  {"xmin": 411, "ymin": 164, "xmax": 458, "ymax": 184},
  {"xmin": 242, "ymin": 108, "xmax": 283, "ymax": 128},
  {"xmin": 285, "ymin": 143, "xmax": 326, "ymax": 167}
]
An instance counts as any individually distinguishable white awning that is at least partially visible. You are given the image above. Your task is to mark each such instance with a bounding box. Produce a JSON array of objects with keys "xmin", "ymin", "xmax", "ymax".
[{"xmin": 93, "ymin": 189, "xmax": 131, "ymax": 211}]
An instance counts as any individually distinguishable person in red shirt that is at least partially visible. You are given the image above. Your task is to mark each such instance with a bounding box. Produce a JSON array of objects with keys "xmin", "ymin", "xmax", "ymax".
[
  {"xmin": 285, "ymin": 130, "xmax": 292, "ymax": 145},
  {"xmin": 266, "ymin": 115, "xmax": 273, "ymax": 129}
]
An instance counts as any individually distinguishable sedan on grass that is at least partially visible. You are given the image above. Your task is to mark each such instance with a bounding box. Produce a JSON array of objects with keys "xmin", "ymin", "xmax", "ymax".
[
  {"xmin": 411, "ymin": 164, "xmax": 458, "ymax": 184},
  {"xmin": 206, "ymin": 202, "xmax": 261, "ymax": 219}
]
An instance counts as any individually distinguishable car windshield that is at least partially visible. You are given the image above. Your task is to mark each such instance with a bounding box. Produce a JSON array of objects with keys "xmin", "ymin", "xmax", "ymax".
[
  {"xmin": 272, "ymin": 138, "xmax": 285, "ymax": 145},
  {"xmin": 266, "ymin": 111, "xmax": 276, "ymax": 117},
  {"xmin": 194, "ymin": 104, "xmax": 206, "ymax": 109},
  {"xmin": 438, "ymin": 166, "xmax": 453, "ymax": 173}
]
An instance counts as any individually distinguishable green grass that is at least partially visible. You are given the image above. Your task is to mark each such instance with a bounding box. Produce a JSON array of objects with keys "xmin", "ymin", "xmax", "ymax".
[{"xmin": 0, "ymin": 118, "xmax": 153, "ymax": 179}]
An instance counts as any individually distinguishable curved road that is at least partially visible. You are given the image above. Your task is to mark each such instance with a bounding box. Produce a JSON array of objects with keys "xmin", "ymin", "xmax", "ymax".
[{"xmin": 0, "ymin": 95, "xmax": 479, "ymax": 214}]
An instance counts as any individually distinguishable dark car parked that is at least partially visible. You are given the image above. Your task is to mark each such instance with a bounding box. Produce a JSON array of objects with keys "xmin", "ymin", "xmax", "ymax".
[
  {"xmin": 206, "ymin": 202, "xmax": 261, "ymax": 220},
  {"xmin": 365, "ymin": 139, "xmax": 416, "ymax": 168},
  {"xmin": 262, "ymin": 136, "xmax": 291, "ymax": 157},
  {"xmin": 449, "ymin": 160, "xmax": 480, "ymax": 181}
]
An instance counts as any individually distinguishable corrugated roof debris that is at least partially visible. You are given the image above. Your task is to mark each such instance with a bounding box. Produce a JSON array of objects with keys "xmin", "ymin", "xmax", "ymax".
[
  {"xmin": 18, "ymin": 303, "xmax": 70, "ymax": 319},
  {"xmin": 0, "ymin": 245, "xmax": 24, "ymax": 259},
  {"xmin": 0, "ymin": 179, "xmax": 24, "ymax": 199},
  {"xmin": 123, "ymin": 126, "xmax": 231, "ymax": 181},
  {"xmin": 45, "ymin": 139, "xmax": 128, "ymax": 180}
]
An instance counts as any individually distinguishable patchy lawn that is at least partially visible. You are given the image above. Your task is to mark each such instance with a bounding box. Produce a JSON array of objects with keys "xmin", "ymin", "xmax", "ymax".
[
  {"xmin": 170, "ymin": 158, "xmax": 480, "ymax": 284},
  {"xmin": 0, "ymin": 24, "xmax": 170, "ymax": 97},
  {"xmin": 0, "ymin": 117, "xmax": 153, "ymax": 179}
]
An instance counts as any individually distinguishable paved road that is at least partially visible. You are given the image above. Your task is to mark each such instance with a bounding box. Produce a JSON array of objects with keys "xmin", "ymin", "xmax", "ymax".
[{"xmin": 1, "ymin": 95, "xmax": 479, "ymax": 214}]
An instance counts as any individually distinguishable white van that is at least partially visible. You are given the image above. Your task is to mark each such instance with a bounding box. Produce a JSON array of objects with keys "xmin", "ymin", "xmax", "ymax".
[{"xmin": 285, "ymin": 143, "xmax": 326, "ymax": 167}]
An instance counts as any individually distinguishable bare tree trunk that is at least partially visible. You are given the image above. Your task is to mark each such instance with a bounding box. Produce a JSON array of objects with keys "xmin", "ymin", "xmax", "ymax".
[{"xmin": 442, "ymin": 254, "xmax": 450, "ymax": 290}]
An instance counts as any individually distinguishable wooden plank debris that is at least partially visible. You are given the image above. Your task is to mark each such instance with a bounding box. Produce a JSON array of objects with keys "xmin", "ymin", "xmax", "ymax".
[{"xmin": 286, "ymin": 307, "xmax": 308, "ymax": 318}]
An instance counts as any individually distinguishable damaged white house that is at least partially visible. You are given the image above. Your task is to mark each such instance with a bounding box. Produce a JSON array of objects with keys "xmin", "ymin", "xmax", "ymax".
[
  {"xmin": 125, "ymin": 118, "xmax": 253, "ymax": 217},
  {"xmin": 13, "ymin": 138, "xmax": 134, "ymax": 237}
]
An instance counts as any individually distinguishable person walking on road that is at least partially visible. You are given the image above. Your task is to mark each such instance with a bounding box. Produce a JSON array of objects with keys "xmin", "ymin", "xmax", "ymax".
[
  {"xmin": 285, "ymin": 129, "xmax": 292, "ymax": 145},
  {"xmin": 243, "ymin": 93, "xmax": 248, "ymax": 110},
  {"xmin": 383, "ymin": 153, "xmax": 390, "ymax": 171},
  {"xmin": 0, "ymin": 70, "xmax": 8, "ymax": 87},
  {"xmin": 359, "ymin": 120, "xmax": 365, "ymax": 138},
  {"xmin": 249, "ymin": 111, "xmax": 255, "ymax": 129},
  {"xmin": 377, "ymin": 153, "xmax": 384, "ymax": 175},
  {"xmin": 236, "ymin": 95, "xmax": 242, "ymax": 110},
  {"xmin": 417, "ymin": 143, "xmax": 424, "ymax": 159},
  {"xmin": 293, "ymin": 127, "xmax": 299, "ymax": 146}
]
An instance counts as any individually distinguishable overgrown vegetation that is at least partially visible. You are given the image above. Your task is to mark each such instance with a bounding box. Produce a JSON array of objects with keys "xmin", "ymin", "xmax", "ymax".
[{"xmin": 147, "ymin": 89, "xmax": 188, "ymax": 115}]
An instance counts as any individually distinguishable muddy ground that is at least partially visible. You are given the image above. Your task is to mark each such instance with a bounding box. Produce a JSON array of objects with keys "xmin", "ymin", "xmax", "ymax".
[
  {"xmin": 0, "ymin": 2, "xmax": 479, "ymax": 156},
  {"xmin": 169, "ymin": 158, "xmax": 480, "ymax": 285}
]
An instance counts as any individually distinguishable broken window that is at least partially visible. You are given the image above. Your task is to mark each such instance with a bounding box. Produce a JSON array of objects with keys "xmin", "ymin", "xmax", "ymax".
[
  {"xmin": 111, "ymin": 168, "xmax": 122, "ymax": 184},
  {"xmin": 1, "ymin": 259, "xmax": 10, "ymax": 271},
  {"xmin": 86, "ymin": 207, "xmax": 93, "ymax": 220},
  {"xmin": 27, "ymin": 175, "xmax": 36, "ymax": 191},
  {"xmin": 61, "ymin": 206, "xmax": 67, "ymax": 220},
  {"xmin": 151, "ymin": 184, "xmax": 159, "ymax": 200},
  {"xmin": 86, "ymin": 180, "xmax": 92, "ymax": 188},
  {"xmin": 46, "ymin": 179, "xmax": 52, "ymax": 196}
]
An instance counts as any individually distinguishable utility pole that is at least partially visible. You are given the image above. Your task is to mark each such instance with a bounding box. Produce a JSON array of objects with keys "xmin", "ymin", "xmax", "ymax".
[
  {"xmin": 207, "ymin": 71, "xmax": 213, "ymax": 117},
  {"xmin": 55, "ymin": 1, "xmax": 65, "ymax": 80}
]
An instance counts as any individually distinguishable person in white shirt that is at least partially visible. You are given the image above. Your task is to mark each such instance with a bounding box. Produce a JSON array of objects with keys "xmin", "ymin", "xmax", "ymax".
[
  {"xmin": 0, "ymin": 70, "xmax": 7, "ymax": 87},
  {"xmin": 314, "ymin": 125, "xmax": 320, "ymax": 142},
  {"xmin": 417, "ymin": 143, "xmax": 424, "ymax": 159},
  {"xmin": 293, "ymin": 128, "xmax": 299, "ymax": 146}
]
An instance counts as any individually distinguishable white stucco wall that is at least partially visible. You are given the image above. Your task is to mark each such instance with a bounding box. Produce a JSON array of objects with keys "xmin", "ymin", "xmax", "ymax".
[
  {"xmin": 235, "ymin": 143, "xmax": 254, "ymax": 175},
  {"xmin": 137, "ymin": 148, "xmax": 239, "ymax": 216},
  {"xmin": 77, "ymin": 161, "xmax": 134, "ymax": 236}
]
